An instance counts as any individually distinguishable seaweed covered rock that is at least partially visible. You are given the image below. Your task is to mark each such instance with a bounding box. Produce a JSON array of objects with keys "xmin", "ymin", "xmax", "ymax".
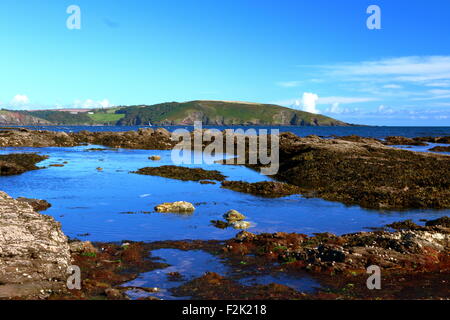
[
  {"xmin": 0, "ymin": 153, "xmax": 48, "ymax": 176},
  {"xmin": 384, "ymin": 136, "xmax": 428, "ymax": 146},
  {"xmin": 133, "ymin": 165, "xmax": 226, "ymax": 182},
  {"xmin": 429, "ymin": 146, "xmax": 450, "ymax": 153},
  {"xmin": 221, "ymin": 181, "xmax": 302, "ymax": 198},
  {"xmin": 0, "ymin": 191, "xmax": 71, "ymax": 299},
  {"xmin": 224, "ymin": 217, "xmax": 450, "ymax": 274},
  {"xmin": 268, "ymin": 133, "xmax": 450, "ymax": 210}
]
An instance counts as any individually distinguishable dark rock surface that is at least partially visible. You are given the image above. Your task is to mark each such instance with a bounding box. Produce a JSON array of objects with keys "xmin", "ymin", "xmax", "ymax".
[
  {"xmin": 0, "ymin": 153, "xmax": 48, "ymax": 176},
  {"xmin": 133, "ymin": 165, "xmax": 226, "ymax": 182}
]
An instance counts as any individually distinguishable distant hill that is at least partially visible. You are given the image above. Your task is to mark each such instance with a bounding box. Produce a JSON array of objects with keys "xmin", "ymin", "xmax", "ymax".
[
  {"xmin": 116, "ymin": 101, "xmax": 349, "ymax": 126},
  {"xmin": 0, "ymin": 110, "xmax": 50, "ymax": 125},
  {"xmin": 3, "ymin": 100, "xmax": 349, "ymax": 126}
]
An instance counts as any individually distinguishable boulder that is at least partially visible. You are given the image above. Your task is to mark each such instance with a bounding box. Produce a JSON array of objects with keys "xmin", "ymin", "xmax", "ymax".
[
  {"xmin": 223, "ymin": 210, "xmax": 246, "ymax": 222},
  {"xmin": 231, "ymin": 221, "xmax": 251, "ymax": 229},
  {"xmin": 154, "ymin": 201, "xmax": 195, "ymax": 213},
  {"xmin": 0, "ymin": 191, "xmax": 71, "ymax": 299}
]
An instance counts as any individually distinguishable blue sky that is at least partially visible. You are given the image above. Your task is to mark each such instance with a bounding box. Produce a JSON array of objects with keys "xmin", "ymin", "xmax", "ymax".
[{"xmin": 1, "ymin": 0, "xmax": 450, "ymax": 125}]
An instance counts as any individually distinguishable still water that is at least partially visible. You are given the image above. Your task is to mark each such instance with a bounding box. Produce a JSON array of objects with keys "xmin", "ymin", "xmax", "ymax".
[{"xmin": 0, "ymin": 145, "xmax": 448, "ymax": 242}]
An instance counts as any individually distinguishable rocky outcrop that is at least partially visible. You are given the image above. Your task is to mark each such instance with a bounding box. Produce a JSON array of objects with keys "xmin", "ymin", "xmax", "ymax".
[
  {"xmin": 133, "ymin": 165, "xmax": 226, "ymax": 182},
  {"xmin": 0, "ymin": 153, "xmax": 48, "ymax": 176},
  {"xmin": 0, "ymin": 128, "xmax": 175, "ymax": 150},
  {"xmin": 0, "ymin": 192, "xmax": 71, "ymax": 299},
  {"xmin": 245, "ymin": 133, "xmax": 450, "ymax": 210}
]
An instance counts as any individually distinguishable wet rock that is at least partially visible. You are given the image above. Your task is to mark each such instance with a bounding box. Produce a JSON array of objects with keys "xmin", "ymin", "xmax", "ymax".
[
  {"xmin": 170, "ymin": 271, "xmax": 305, "ymax": 300},
  {"xmin": 0, "ymin": 153, "xmax": 48, "ymax": 176},
  {"xmin": 415, "ymin": 136, "xmax": 450, "ymax": 144},
  {"xmin": 200, "ymin": 180, "xmax": 216, "ymax": 185},
  {"xmin": 429, "ymin": 146, "xmax": 450, "ymax": 152},
  {"xmin": 221, "ymin": 181, "xmax": 302, "ymax": 198},
  {"xmin": 69, "ymin": 241, "xmax": 98, "ymax": 254},
  {"xmin": 231, "ymin": 221, "xmax": 251, "ymax": 229},
  {"xmin": 133, "ymin": 165, "xmax": 226, "ymax": 182},
  {"xmin": 105, "ymin": 288, "xmax": 128, "ymax": 300},
  {"xmin": 154, "ymin": 201, "xmax": 195, "ymax": 213},
  {"xmin": 210, "ymin": 220, "xmax": 230, "ymax": 229},
  {"xmin": 223, "ymin": 210, "xmax": 246, "ymax": 222},
  {"xmin": 336, "ymin": 135, "xmax": 382, "ymax": 144},
  {"xmin": 0, "ymin": 191, "xmax": 71, "ymax": 299},
  {"xmin": 235, "ymin": 231, "xmax": 257, "ymax": 242},
  {"xmin": 167, "ymin": 272, "xmax": 184, "ymax": 281},
  {"xmin": 16, "ymin": 197, "xmax": 51, "ymax": 212},
  {"xmin": 148, "ymin": 155, "xmax": 161, "ymax": 161},
  {"xmin": 268, "ymin": 133, "xmax": 450, "ymax": 210},
  {"xmin": 384, "ymin": 136, "xmax": 428, "ymax": 146},
  {"xmin": 425, "ymin": 216, "xmax": 450, "ymax": 228},
  {"xmin": 387, "ymin": 220, "xmax": 421, "ymax": 230}
]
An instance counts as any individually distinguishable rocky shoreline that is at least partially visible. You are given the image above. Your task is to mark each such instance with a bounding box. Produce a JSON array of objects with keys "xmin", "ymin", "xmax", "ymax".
[{"xmin": 0, "ymin": 127, "xmax": 449, "ymax": 299}]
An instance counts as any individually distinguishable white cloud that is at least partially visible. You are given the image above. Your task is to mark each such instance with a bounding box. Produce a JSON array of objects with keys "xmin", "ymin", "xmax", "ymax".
[
  {"xmin": 11, "ymin": 94, "xmax": 30, "ymax": 105},
  {"xmin": 425, "ymin": 81, "xmax": 450, "ymax": 87},
  {"xmin": 377, "ymin": 105, "xmax": 394, "ymax": 114},
  {"xmin": 277, "ymin": 81, "xmax": 301, "ymax": 88},
  {"xmin": 299, "ymin": 92, "xmax": 319, "ymax": 114},
  {"xmin": 317, "ymin": 96, "xmax": 378, "ymax": 105},
  {"xmin": 382, "ymin": 84, "xmax": 402, "ymax": 89},
  {"xmin": 74, "ymin": 99, "xmax": 112, "ymax": 109},
  {"xmin": 325, "ymin": 56, "xmax": 450, "ymax": 80}
]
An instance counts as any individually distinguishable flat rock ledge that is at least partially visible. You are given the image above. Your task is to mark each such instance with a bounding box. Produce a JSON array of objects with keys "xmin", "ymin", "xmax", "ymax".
[{"xmin": 0, "ymin": 191, "xmax": 71, "ymax": 299}]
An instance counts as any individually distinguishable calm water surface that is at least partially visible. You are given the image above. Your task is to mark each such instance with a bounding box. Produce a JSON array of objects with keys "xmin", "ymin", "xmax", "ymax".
[{"xmin": 0, "ymin": 145, "xmax": 448, "ymax": 242}]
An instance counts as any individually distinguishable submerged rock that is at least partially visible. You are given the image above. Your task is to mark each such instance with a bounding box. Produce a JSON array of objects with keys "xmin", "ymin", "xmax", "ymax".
[
  {"xmin": 154, "ymin": 201, "xmax": 196, "ymax": 213},
  {"xmin": 0, "ymin": 191, "xmax": 71, "ymax": 299}
]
